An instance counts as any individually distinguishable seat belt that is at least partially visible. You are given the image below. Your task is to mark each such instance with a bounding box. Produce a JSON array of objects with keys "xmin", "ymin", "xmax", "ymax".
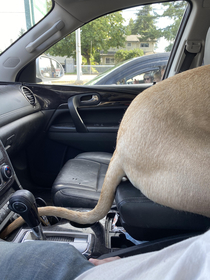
[{"xmin": 179, "ymin": 41, "xmax": 201, "ymax": 73}]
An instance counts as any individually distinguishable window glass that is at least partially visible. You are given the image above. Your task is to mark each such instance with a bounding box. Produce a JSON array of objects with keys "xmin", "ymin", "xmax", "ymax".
[
  {"xmin": 141, "ymin": 43, "xmax": 149, "ymax": 48},
  {"xmin": 38, "ymin": 1, "xmax": 187, "ymax": 85},
  {"xmin": 0, "ymin": 0, "xmax": 52, "ymax": 54},
  {"xmin": 106, "ymin": 58, "xmax": 115, "ymax": 64}
]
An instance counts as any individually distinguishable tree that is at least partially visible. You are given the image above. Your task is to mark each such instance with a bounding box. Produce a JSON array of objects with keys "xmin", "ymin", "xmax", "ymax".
[
  {"xmin": 47, "ymin": 35, "xmax": 76, "ymax": 58},
  {"xmin": 47, "ymin": 11, "xmax": 126, "ymax": 65},
  {"xmin": 18, "ymin": 28, "xmax": 26, "ymax": 37},
  {"xmin": 160, "ymin": 2, "xmax": 187, "ymax": 49},
  {"xmin": 126, "ymin": 18, "xmax": 135, "ymax": 35},
  {"xmin": 47, "ymin": 0, "xmax": 53, "ymax": 12},
  {"xmin": 115, "ymin": 48, "xmax": 144, "ymax": 63},
  {"xmin": 165, "ymin": 43, "xmax": 173, "ymax": 52},
  {"xmin": 129, "ymin": 5, "xmax": 161, "ymax": 41}
]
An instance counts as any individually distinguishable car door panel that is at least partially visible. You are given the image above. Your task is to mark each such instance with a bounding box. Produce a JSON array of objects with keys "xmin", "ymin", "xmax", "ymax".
[
  {"xmin": 48, "ymin": 107, "xmax": 125, "ymax": 152},
  {"xmin": 37, "ymin": 85, "xmax": 150, "ymax": 152}
]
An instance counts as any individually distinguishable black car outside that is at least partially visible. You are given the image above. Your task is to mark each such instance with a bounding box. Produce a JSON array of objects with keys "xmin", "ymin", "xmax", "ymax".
[{"xmin": 86, "ymin": 52, "xmax": 170, "ymax": 85}]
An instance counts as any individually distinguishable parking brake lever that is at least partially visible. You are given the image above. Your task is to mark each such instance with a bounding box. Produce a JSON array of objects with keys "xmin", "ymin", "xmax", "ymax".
[{"xmin": 8, "ymin": 190, "xmax": 46, "ymax": 240}]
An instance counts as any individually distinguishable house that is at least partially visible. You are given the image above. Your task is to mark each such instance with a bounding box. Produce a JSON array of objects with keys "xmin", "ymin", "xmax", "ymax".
[{"xmin": 100, "ymin": 35, "xmax": 157, "ymax": 65}]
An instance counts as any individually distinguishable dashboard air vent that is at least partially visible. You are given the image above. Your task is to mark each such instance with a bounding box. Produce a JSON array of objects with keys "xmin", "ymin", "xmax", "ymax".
[{"xmin": 21, "ymin": 86, "xmax": 36, "ymax": 106}]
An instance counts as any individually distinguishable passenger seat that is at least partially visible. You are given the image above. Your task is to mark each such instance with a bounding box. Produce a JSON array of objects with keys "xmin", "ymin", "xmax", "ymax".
[{"xmin": 52, "ymin": 152, "xmax": 112, "ymax": 208}]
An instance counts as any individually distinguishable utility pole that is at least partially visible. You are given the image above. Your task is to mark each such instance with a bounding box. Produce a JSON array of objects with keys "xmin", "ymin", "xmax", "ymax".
[
  {"xmin": 75, "ymin": 28, "xmax": 82, "ymax": 81},
  {"xmin": 24, "ymin": 0, "xmax": 32, "ymax": 30}
]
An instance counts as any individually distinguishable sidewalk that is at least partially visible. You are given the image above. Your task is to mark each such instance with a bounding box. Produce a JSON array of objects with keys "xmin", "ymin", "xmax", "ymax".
[{"xmin": 52, "ymin": 74, "xmax": 97, "ymax": 85}]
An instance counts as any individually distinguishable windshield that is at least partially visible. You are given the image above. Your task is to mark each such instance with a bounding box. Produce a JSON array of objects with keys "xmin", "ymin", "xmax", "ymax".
[{"xmin": 0, "ymin": 0, "xmax": 52, "ymax": 54}]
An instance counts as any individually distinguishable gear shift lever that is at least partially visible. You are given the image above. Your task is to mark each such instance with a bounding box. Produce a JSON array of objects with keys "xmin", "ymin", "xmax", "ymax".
[{"xmin": 8, "ymin": 190, "xmax": 46, "ymax": 240}]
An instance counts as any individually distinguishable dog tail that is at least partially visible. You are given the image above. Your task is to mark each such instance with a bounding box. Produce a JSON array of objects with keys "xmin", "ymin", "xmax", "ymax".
[{"xmin": 0, "ymin": 152, "xmax": 125, "ymax": 238}]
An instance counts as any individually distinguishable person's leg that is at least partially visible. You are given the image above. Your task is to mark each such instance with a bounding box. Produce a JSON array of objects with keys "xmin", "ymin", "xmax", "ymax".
[{"xmin": 0, "ymin": 240, "xmax": 94, "ymax": 280}]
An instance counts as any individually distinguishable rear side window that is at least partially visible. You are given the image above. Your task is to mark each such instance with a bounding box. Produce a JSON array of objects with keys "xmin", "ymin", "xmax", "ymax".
[{"xmin": 37, "ymin": 1, "xmax": 188, "ymax": 86}]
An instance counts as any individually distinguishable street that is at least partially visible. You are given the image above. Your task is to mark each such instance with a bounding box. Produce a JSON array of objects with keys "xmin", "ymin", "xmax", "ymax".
[{"xmin": 53, "ymin": 74, "xmax": 98, "ymax": 85}]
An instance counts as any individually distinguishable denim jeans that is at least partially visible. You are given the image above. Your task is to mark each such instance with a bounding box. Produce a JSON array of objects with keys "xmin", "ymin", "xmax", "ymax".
[{"xmin": 0, "ymin": 240, "xmax": 94, "ymax": 280}]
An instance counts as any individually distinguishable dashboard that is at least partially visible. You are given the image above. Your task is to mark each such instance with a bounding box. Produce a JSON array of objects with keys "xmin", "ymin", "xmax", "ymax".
[
  {"xmin": 0, "ymin": 83, "xmax": 44, "ymax": 234},
  {"xmin": 0, "ymin": 83, "xmax": 43, "ymax": 155}
]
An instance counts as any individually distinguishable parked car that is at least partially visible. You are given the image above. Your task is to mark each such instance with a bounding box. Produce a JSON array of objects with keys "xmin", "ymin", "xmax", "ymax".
[
  {"xmin": 0, "ymin": 0, "xmax": 210, "ymax": 278},
  {"xmin": 86, "ymin": 52, "xmax": 170, "ymax": 85}
]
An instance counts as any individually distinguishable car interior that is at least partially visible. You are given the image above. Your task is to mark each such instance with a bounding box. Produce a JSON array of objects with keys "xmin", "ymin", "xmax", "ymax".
[{"xmin": 1, "ymin": 0, "xmax": 210, "ymax": 263}]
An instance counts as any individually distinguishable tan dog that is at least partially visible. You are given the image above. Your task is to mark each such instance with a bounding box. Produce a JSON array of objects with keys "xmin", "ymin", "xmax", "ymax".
[{"xmin": 2, "ymin": 65, "xmax": 210, "ymax": 238}]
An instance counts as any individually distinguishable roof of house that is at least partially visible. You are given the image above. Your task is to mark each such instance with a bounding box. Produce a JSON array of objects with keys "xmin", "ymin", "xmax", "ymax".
[
  {"xmin": 126, "ymin": 35, "xmax": 140, "ymax": 42},
  {"xmin": 100, "ymin": 51, "xmax": 116, "ymax": 55},
  {"xmin": 126, "ymin": 35, "xmax": 157, "ymax": 42}
]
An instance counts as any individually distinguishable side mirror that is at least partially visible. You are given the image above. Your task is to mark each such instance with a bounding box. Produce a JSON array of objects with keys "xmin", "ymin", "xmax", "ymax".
[{"xmin": 36, "ymin": 55, "xmax": 64, "ymax": 82}]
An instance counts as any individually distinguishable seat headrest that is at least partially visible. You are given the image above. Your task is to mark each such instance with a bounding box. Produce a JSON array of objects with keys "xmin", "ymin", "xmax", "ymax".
[{"xmin": 204, "ymin": 28, "xmax": 210, "ymax": 65}]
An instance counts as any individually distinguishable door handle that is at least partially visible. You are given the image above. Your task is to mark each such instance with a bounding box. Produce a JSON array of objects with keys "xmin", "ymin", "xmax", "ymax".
[
  {"xmin": 68, "ymin": 93, "xmax": 100, "ymax": 133},
  {"xmin": 80, "ymin": 94, "xmax": 99, "ymax": 104},
  {"xmin": 68, "ymin": 96, "xmax": 88, "ymax": 132}
]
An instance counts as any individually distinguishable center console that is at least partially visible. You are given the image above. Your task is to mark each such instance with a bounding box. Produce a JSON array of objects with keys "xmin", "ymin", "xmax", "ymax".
[
  {"xmin": 0, "ymin": 140, "xmax": 18, "ymax": 232},
  {"xmin": 0, "ymin": 140, "xmax": 96, "ymax": 258},
  {"xmin": 14, "ymin": 229, "xmax": 94, "ymax": 256}
]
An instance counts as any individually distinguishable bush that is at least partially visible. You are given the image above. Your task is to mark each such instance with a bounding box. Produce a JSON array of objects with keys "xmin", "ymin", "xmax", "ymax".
[{"xmin": 115, "ymin": 48, "xmax": 144, "ymax": 63}]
